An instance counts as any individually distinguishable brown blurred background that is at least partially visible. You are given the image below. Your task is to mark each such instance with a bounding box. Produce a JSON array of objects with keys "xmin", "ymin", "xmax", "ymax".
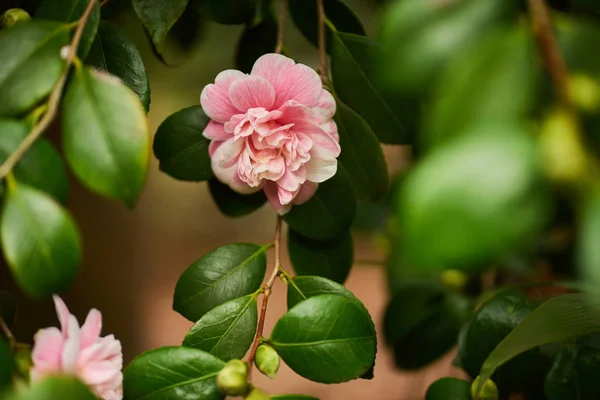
[{"xmin": 0, "ymin": 1, "xmax": 464, "ymax": 398}]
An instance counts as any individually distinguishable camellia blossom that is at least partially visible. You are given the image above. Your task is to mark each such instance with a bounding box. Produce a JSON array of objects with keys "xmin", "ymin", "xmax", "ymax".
[
  {"xmin": 30, "ymin": 295, "xmax": 123, "ymax": 400},
  {"xmin": 201, "ymin": 53, "xmax": 341, "ymax": 214}
]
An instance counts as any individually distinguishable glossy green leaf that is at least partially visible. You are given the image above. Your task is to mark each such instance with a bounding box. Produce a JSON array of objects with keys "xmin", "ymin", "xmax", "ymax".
[
  {"xmin": 426, "ymin": 377, "xmax": 471, "ymax": 400},
  {"xmin": 475, "ymin": 293, "xmax": 600, "ymax": 395},
  {"xmin": 132, "ymin": 0, "xmax": 188, "ymax": 53},
  {"xmin": 124, "ymin": 346, "xmax": 225, "ymax": 400},
  {"xmin": 1, "ymin": 183, "xmax": 81, "ymax": 298},
  {"xmin": 544, "ymin": 344, "xmax": 600, "ymax": 399},
  {"xmin": 284, "ymin": 167, "xmax": 356, "ymax": 240},
  {"xmin": 235, "ymin": 14, "xmax": 277, "ymax": 73},
  {"xmin": 195, "ymin": 0, "xmax": 255, "ymax": 24},
  {"xmin": 399, "ymin": 123, "xmax": 549, "ymax": 270},
  {"xmin": 270, "ymin": 294, "xmax": 376, "ymax": 383},
  {"xmin": 0, "ymin": 291, "xmax": 17, "ymax": 329},
  {"xmin": 331, "ymin": 32, "xmax": 408, "ymax": 144},
  {"xmin": 173, "ymin": 243, "xmax": 268, "ymax": 322},
  {"xmin": 153, "ymin": 106, "xmax": 212, "ymax": 182},
  {"xmin": 288, "ymin": 0, "xmax": 365, "ymax": 52},
  {"xmin": 384, "ymin": 281, "xmax": 470, "ymax": 370},
  {"xmin": 0, "ymin": 21, "xmax": 68, "ymax": 117},
  {"xmin": 183, "ymin": 294, "xmax": 258, "ymax": 361},
  {"xmin": 423, "ymin": 28, "xmax": 537, "ymax": 149},
  {"xmin": 62, "ymin": 66, "xmax": 149, "ymax": 206},
  {"xmin": 85, "ymin": 21, "xmax": 151, "ymax": 111},
  {"xmin": 335, "ymin": 99, "xmax": 388, "ymax": 201},
  {"xmin": 286, "ymin": 275, "xmax": 362, "ymax": 310},
  {"xmin": 6, "ymin": 376, "xmax": 97, "ymax": 400},
  {"xmin": 0, "ymin": 119, "xmax": 68, "ymax": 203},
  {"xmin": 271, "ymin": 396, "xmax": 320, "ymax": 400},
  {"xmin": 35, "ymin": 0, "xmax": 100, "ymax": 58},
  {"xmin": 287, "ymin": 229, "xmax": 353, "ymax": 284},
  {"xmin": 208, "ymin": 179, "xmax": 267, "ymax": 218},
  {"xmin": 0, "ymin": 337, "xmax": 14, "ymax": 392}
]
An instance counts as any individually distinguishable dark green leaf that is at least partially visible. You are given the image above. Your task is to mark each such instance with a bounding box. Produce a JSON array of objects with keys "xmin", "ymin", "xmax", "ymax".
[
  {"xmin": 5, "ymin": 376, "xmax": 97, "ymax": 400},
  {"xmin": 271, "ymin": 396, "xmax": 320, "ymax": 400},
  {"xmin": 423, "ymin": 28, "xmax": 537, "ymax": 149},
  {"xmin": 195, "ymin": 0, "xmax": 255, "ymax": 24},
  {"xmin": 0, "ymin": 119, "xmax": 68, "ymax": 203},
  {"xmin": 153, "ymin": 106, "xmax": 212, "ymax": 182},
  {"xmin": 235, "ymin": 14, "xmax": 277, "ymax": 73},
  {"xmin": 132, "ymin": 0, "xmax": 188, "ymax": 53},
  {"xmin": 0, "ymin": 337, "xmax": 14, "ymax": 392},
  {"xmin": 35, "ymin": 0, "xmax": 99, "ymax": 58},
  {"xmin": 0, "ymin": 21, "xmax": 68, "ymax": 117},
  {"xmin": 124, "ymin": 346, "xmax": 225, "ymax": 400},
  {"xmin": 287, "ymin": 229, "xmax": 353, "ymax": 284},
  {"xmin": 286, "ymin": 275, "xmax": 362, "ymax": 310},
  {"xmin": 426, "ymin": 377, "xmax": 471, "ymax": 400},
  {"xmin": 399, "ymin": 123, "xmax": 549, "ymax": 270},
  {"xmin": 183, "ymin": 294, "xmax": 258, "ymax": 361},
  {"xmin": 284, "ymin": 167, "xmax": 356, "ymax": 240},
  {"xmin": 384, "ymin": 281, "xmax": 470, "ymax": 370},
  {"xmin": 1, "ymin": 183, "xmax": 81, "ymax": 298},
  {"xmin": 270, "ymin": 294, "xmax": 376, "ymax": 383},
  {"xmin": 334, "ymin": 99, "xmax": 388, "ymax": 201},
  {"xmin": 173, "ymin": 243, "xmax": 268, "ymax": 321},
  {"xmin": 85, "ymin": 21, "xmax": 151, "ymax": 112},
  {"xmin": 580, "ymin": 191, "xmax": 600, "ymax": 293},
  {"xmin": 62, "ymin": 66, "xmax": 150, "ymax": 206},
  {"xmin": 208, "ymin": 179, "xmax": 267, "ymax": 218},
  {"xmin": 288, "ymin": 0, "xmax": 365, "ymax": 52},
  {"xmin": 0, "ymin": 291, "xmax": 17, "ymax": 329},
  {"xmin": 331, "ymin": 32, "xmax": 408, "ymax": 144},
  {"xmin": 544, "ymin": 344, "xmax": 600, "ymax": 400}
]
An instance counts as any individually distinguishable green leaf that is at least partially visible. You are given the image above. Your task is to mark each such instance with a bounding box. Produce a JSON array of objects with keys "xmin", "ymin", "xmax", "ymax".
[
  {"xmin": 235, "ymin": 14, "xmax": 277, "ymax": 73},
  {"xmin": 544, "ymin": 344, "xmax": 600, "ymax": 400},
  {"xmin": 85, "ymin": 21, "xmax": 151, "ymax": 112},
  {"xmin": 286, "ymin": 275, "xmax": 362, "ymax": 310},
  {"xmin": 330, "ymin": 32, "xmax": 408, "ymax": 144},
  {"xmin": 426, "ymin": 377, "xmax": 471, "ymax": 400},
  {"xmin": 132, "ymin": 0, "xmax": 188, "ymax": 53},
  {"xmin": 475, "ymin": 293, "xmax": 600, "ymax": 395},
  {"xmin": 208, "ymin": 179, "xmax": 267, "ymax": 218},
  {"xmin": 384, "ymin": 281, "xmax": 470, "ymax": 370},
  {"xmin": 334, "ymin": 99, "xmax": 388, "ymax": 201},
  {"xmin": 35, "ymin": 0, "xmax": 100, "ymax": 58},
  {"xmin": 6, "ymin": 376, "xmax": 97, "ymax": 400},
  {"xmin": 270, "ymin": 294, "xmax": 376, "ymax": 383},
  {"xmin": 0, "ymin": 119, "xmax": 68, "ymax": 203},
  {"xmin": 423, "ymin": 28, "xmax": 537, "ymax": 149},
  {"xmin": 0, "ymin": 21, "xmax": 68, "ymax": 117},
  {"xmin": 272, "ymin": 396, "xmax": 320, "ymax": 400},
  {"xmin": 1, "ymin": 183, "xmax": 81, "ymax": 298},
  {"xmin": 0, "ymin": 337, "xmax": 14, "ymax": 392},
  {"xmin": 195, "ymin": 0, "xmax": 256, "ymax": 24},
  {"xmin": 153, "ymin": 106, "xmax": 212, "ymax": 182},
  {"xmin": 173, "ymin": 243, "xmax": 268, "ymax": 322},
  {"xmin": 124, "ymin": 346, "xmax": 225, "ymax": 400},
  {"xmin": 287, "ymin": 229, "xmax": 353, "ymax": 284},
  {"xmin": 580, "ymin": 192, "xmax": 600, "ymax": 293},
  {"xmin": 0, "ymin": 291, "xmax": 17, "ymax": 329},
  {"xmin": 183, "ymin": 294, "xmax": 258, "ymax": 361},
  {"xmin": 62, "ymin": 66, "xmax": 149, "ymax": 206},
  {"xmin": 288, "ymin": 0, "xmax": 365, "ymax": 52},
  {"xmin": 284, "ymin": 167, "xmax": 356, "ymax": 240},
  {"xmin": 399, "ymin": 123, "xmax": 549, "ymax": 270}
]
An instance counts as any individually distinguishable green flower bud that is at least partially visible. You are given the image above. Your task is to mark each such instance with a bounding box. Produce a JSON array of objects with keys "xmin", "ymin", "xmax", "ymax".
[
  {"xmin": 1, "ymin": 9, "xmax": 31, "ymax": 29},
  {"xmin": 471, "ymin": 376, "xmax": 499, "ymax": 400},
  {"xmin": 216, "ymin": 359, "xmax": 249, "ymax": 396},
  {"xmin": 244, "ymin": 387, "xmax": 270, "ymax": 400},
  {"xmin": 254, "ymin": 343, "xmax": 280, "ymax": 379}
]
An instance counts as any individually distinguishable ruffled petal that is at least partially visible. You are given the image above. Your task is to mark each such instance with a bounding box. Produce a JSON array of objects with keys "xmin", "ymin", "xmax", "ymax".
[
  {"xmin": 314, "ymin": 89, "xmax": 336, "ymax": 123},
  {"xmin": 53, "ymin": 295, "xmax": 70, "ymax": 334},
  {"xmin": 80, "ymin": 309, "xmax": 102, "ymax": 349},
  {"xmin": 200, "ymin": 70, "xmax": 245, "ymax": 123},
  {"xmin": 31, "ymin": 327, "xmax": 64, "ymax": 377},
  {"xmin": 305, "ymin": 146, "xmax": 338, "ymax": 183},
  {"xmin": 251, "ymin": 54, "xmax": 322, "ymax": 109},
  {"xmin": 292, "ymin": 181, "xmax": 318, "ymax": 205},
  {"xmin": 203, "ymin": 120, "xmax": 230, "ymax": 141},
  {"xmin": 264, "ymin": 182, "xmax": 291, "ymax": 215},
  {"xmin": 228, "ymin": 75, "xmax": 275, "ymax": 111},
  {"xmin": 211, "ymin": 137, "xmax": 256, "ymax": 194},
  {"xmin": 61, "ymin": 315, "xmax": 80, "ymax": 372}
]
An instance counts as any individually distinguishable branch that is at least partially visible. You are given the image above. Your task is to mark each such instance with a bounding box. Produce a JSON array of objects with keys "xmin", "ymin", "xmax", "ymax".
[
  {"xmin": 275, "ymin": 0, "xmax": 287, "ymax": 54},
  {"xmin": 0, "ymin": 316, "xmax": 15, "ymax": 345},
  {"xmin": 527, "ymin": 0, "xmax": 570, "ymax": 104},
  {"xmin": 0, "ymin": 0, "xmax": 99, "ymax": 181},
  {"xmin": 317, "ymin": 0, "xmax": 328, "ymax": 82},
  {"xmin": 247, "ymin": 215, "xmax": 283, "ymax": 379}
]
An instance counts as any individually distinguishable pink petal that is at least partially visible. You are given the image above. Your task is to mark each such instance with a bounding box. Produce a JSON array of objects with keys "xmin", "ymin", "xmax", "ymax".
[
  {"xmin": 264, "ymin": 182, "xmax": 291, "ymax": 215},
  {"xmin": 306, "ymin": 146, "xmax": 338, "ymax": 183},
  {"xmin": 80, "ymin": 361, "xmax": 122, "ymax": 385},
  {"xmin": 251, "ymin": 54, "xmax": 322, "ymax": 109},
  {"xmin": 277, "ymin": 167, "xmax": 306, "ymax": 193},
  {"xmin": 293, "ymin": 181, "xmax": 318, "ymax": 205},
  {"xmin": 203, "ymin": 120, "xmax": 230, "ymax": 141},
  {"xmin": 61, "ymin": 315, "xmax": 80, "ymax": 372},
  {"xmin": 208, "ymin": 140, "xmax": 225, "ymax": 157},
  {"xmin": 31, "ymin": 327, "xmax": 64, "ymax": 376},
  {"xmin": 53, "ymin": 295, "xmax": 70, "ymax": 334},
  {"xmin": 79, "ymin": 336, "xmax": 122, "ymax": 366},
  {"xmin": 211, "ymin": 137, "xmax": 257, "ymax": 194},
  {"xmin": 228, "ymin": 75, "xmax": 275, "ymax": 111},
  {"xmin": 309, "ymin": 126, "xmax": 341, "ymax": 157},
  {"xmin": 320, "ymin": 120, "xmax": 339, "ymax": 142},
  {"xmin": 80, "ymin": 309, "xmax": 102, "ymax": 349},
  {"xmin": 200, "ymin": 70, "xmax": 246, "ymax": 123},
  {"xmin": 314, "ymin": 89, "xmax": 336, "ymax": 123}
]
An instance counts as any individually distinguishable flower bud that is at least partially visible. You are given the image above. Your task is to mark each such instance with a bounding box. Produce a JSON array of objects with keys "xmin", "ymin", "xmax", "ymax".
[
  {"xmin": 216, "ymin": 359, "xmax": 249, "ymax": 396},
  {"xmin": 471, "ymin": 376, "xmax": 499, "ymax": 400},
  {"xmin": 254, "ymin": 343, "xmax": 280, "ymax": 379},
  {"xmin": 1, "ymin": 9, "xmax": 31, "ymax": 29},
  {"xmin": 441, "ymin": 269, "xmax": 468, "ymax": 291},
  {"xmin": 244, "ymin": 387, "xmax": 270, "ymax": 400}
]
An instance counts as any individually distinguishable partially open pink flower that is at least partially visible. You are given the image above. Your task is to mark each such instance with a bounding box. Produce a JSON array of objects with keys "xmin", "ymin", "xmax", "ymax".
[
  {"xmin": 31, "ymin": 295, "xmax": 123, "ymax": 400},
  {"xmin": 201, "ymin": 53, "xmax": 340, "ymax": 214}
]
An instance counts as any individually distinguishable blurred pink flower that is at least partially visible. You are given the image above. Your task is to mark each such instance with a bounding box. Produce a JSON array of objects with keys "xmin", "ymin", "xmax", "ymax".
[
  {"xmin": 31, "ymin": 295, "xmax": 123, "ymax": 400},
  {"xmin": 201, "ymin": 53, "xmax": 340, "ymax": 214}
]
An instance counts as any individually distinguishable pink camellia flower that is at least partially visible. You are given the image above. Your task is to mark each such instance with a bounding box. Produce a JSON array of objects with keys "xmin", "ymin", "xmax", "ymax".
[
  {"xmin": 31, "ymin": 295, "xmax": 123, "ymax": 400},
  {"xmin": 201, "ymin": 53, "xmax": 341, "ymax": 214}
]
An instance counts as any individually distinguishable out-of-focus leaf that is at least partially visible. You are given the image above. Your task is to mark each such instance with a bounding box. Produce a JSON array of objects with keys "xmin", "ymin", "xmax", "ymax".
[
  {"xmin": 132, "ymin": 0, "xmax": 188, "ymax": 53},
  {"xmin": 208, "ymin": 179, "xmax": 267, "ymax": 218},
  {"xmin": 0, "ymin": 291, "xmax": 17, "ymax": 329},
  {"xmin": 0, "ymin": 337, "xmax": 14, "ymax": 392},
  {"xmin": 426, "ymin": 377, "xmax": 471, "ymax": 400},
  {"xmin": 195, "ymin": 0, "xmax": 255, "ymax": 24},
  {"xmin": 545, "ymin": 344, "xmax": 600, "ymax": 399},
  {"xmin": 235, "ymin": 14, "xmax": 277, "ymax": 73},
  {"xmin": 6, "ymin": 376, "xmax": 97, "ymax": 400}
]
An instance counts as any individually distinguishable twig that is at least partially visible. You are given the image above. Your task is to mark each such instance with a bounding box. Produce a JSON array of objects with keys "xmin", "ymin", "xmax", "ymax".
[
  {"xmin": 527, "ymin": 0, "xmax": 570, "ymax": 103},
  {"xmin": 100, "ymin": 0, "xmax": 110, "ymax": 7},
  {"xmin": 275, "ymin": 0, "xmax": 287, "ymax": 54},
  {"xmin": 0, "ymin": 0, "xmax": 99, "ymax": 181},
  {"xmin": 316, "ymin": 0, "xmax": 328, "ymax": 82},
  {"xmin": 247, "ymin": 216, "xmax": 283, "ymax": 379},
  {"xmin": 0, "ymin": 316, "xmax": 15, "ymax": 345}
]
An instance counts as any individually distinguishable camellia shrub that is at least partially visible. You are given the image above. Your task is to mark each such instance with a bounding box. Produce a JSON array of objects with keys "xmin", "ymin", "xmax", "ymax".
[{"xmin": 1, "ymin": 0, "xmax": 600, "ymax": 399}]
